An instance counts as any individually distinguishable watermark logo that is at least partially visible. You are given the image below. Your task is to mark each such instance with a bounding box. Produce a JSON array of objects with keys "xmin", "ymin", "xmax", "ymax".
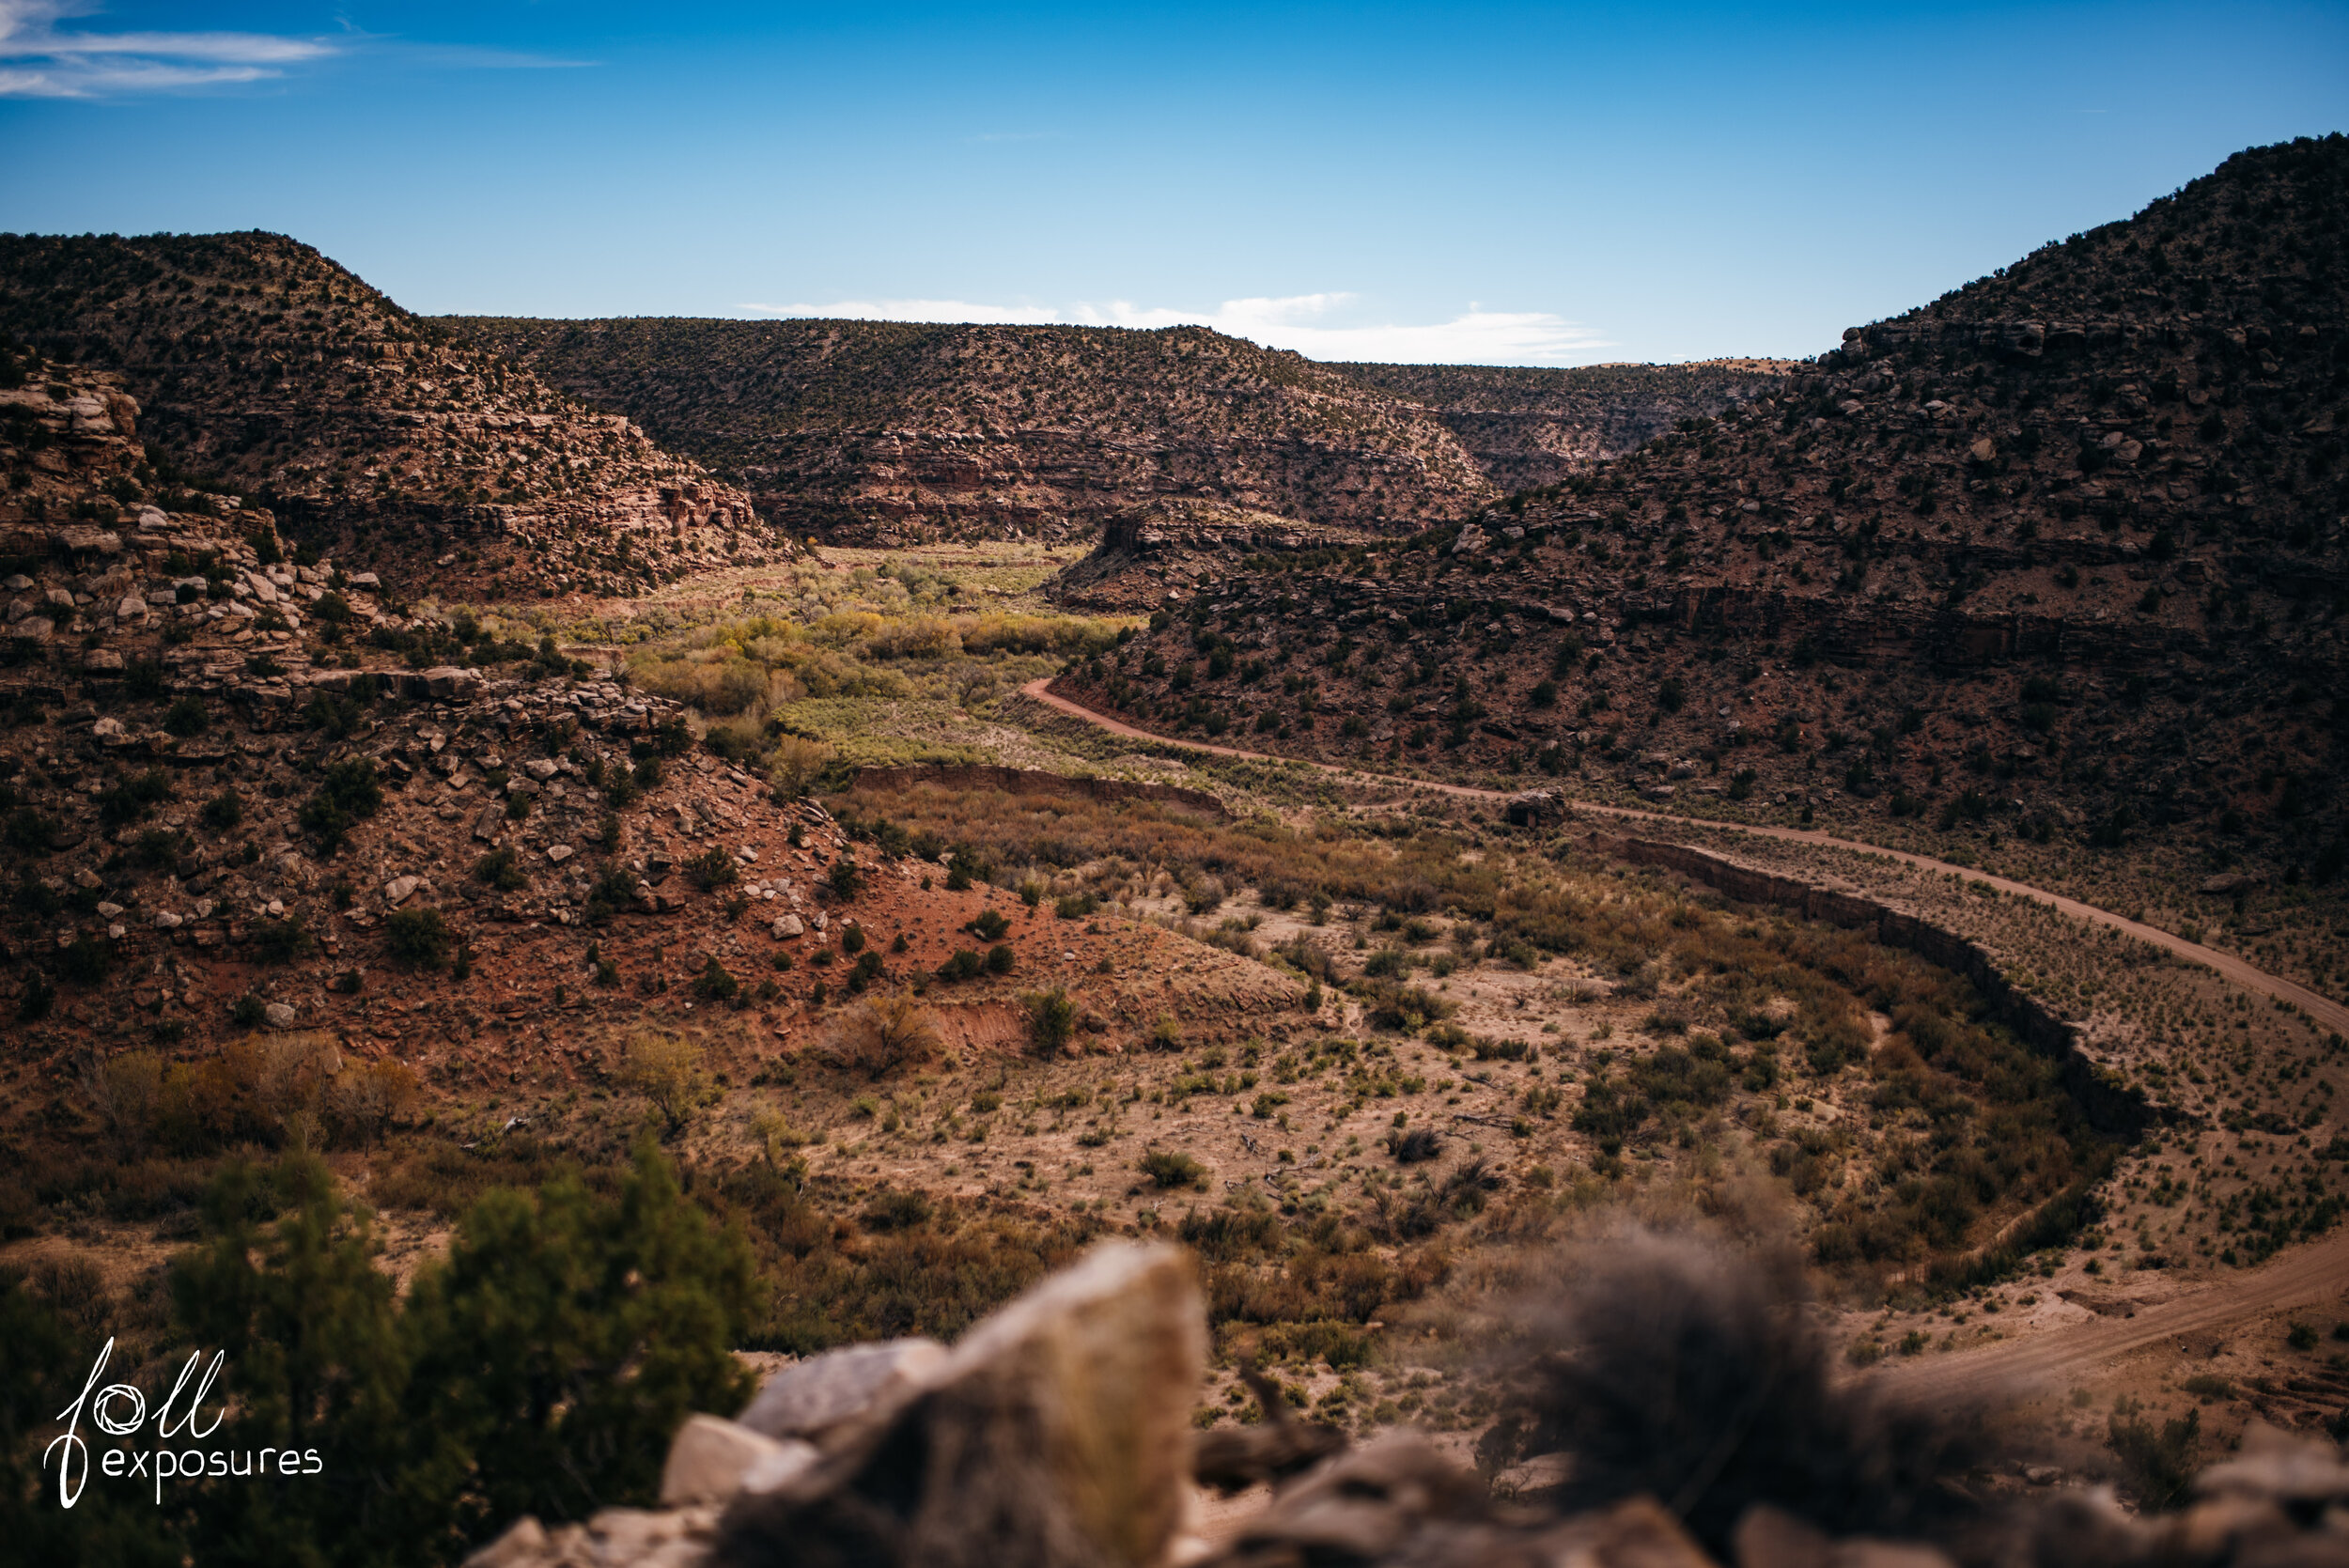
[{"xmin": 43, "ymin": 1338, "xmax": 321, "ymax": 1507}]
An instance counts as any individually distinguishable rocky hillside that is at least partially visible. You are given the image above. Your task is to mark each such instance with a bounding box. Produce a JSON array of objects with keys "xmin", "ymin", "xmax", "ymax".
[
  {"xmin": 1331, "ymin": 358, "xmax": 1795, "ymax": 493},
  {"xmin": 445, "ymin": 317, "xmax": 1500, "ymax": 544},
  {"xmin": 0, "ymin": 232, "xmax": 798, "ymax": 602},
  {"xmin": 1044, "ymin": 497, "xmax": 1389, "ymax": 612},
  {"xmin": 0, "ymin": 352, "xmax": 1255, "ymax": 1088},
  {"xmin": 1055, "ymin": 135, "xmax": 2349, "ymax": 876}
]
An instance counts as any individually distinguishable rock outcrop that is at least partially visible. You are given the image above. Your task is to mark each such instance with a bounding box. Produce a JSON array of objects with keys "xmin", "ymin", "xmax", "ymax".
[
  {"xmin": 445, "ymin": 318, "xmax": 1499, "ymax": 544},
  {"xmin": 1045, "ymin": 498, "xmax": 1390, "ymax": 611},
  {"xmin": 0, "ymin": 233, "xmax": 799, "ymax": 600},
  {"xmin": 1331, "ymin": 358, "xmax": 1796, "ymax": 494}
]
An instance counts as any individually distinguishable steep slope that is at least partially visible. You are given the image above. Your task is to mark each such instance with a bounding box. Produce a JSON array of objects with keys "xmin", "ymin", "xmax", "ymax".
[
  {"xmin": 0, "ymin": 355, "xmax": 1285, "ymax": 1104},
  {"xmin": 1330, "ymin": 358, "xmax": 1796, "ymax": 492},
  {"xmin": 446, "ymin": 317, "xmax": 1497, "ymax": 543},
  {"xmin": 1056, "ymin": 135, "xmax": 2349, "ymax": 880},
  {"xmin": 0, "ymin": 232, "xmax": 796, "ymax": 601}
]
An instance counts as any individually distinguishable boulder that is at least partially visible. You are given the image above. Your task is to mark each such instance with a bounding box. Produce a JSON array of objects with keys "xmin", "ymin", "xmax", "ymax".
[
  {"xmin": 464, "ymin": 1507, "xmax": 721, "ymax": 1568},
  {"xmin": 384, "ymin": 876, "xmax": 421, "ymax": 906},
  {"xmin": 263, "ymin": 1001, "xmax": 299, "ymax": 1029},
  {"xmin": 771, "ymin": 914, "xmax": 804, "ymax": 939},
  {"xmin": 659, "ymin": 1416, "xmax": 818, "ymax": 1509},
  {"xmin": 2195, "ymin": 1420, "xmax": 2349, "ymax": 1504},
  {"xmin": 54, "ymin": 526, "xmax": 123, "ymax": 556},
  {"xmin": 1210, "ymin": 1436, "xmax": 1718, "ymax": 1568},
  {"xmin": 715, "ymin": 1242, "xmax": 1205, "ymax": 1568},
  {"xmin": 737, "ymin": 1339, "xmax": 946, "ymax": 1444},
  {"xmin": 1504, "ymin": 790, "xmax": 1563, "ymax": 828}
]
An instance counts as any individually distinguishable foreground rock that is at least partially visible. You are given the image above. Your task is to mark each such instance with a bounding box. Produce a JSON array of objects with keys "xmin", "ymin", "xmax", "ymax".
[
  {"xmin": 469, "ymin": 1241, "xmax": 1206, "ymax": 1568},
  {"xmin": 466, "ymin": 1233, "xmax": 2349, "ymax": 1568}
]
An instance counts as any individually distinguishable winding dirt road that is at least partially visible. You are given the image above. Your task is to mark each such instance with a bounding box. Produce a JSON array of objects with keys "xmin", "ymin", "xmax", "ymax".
[
  {"xmin": 1018, "ymin": 678, "xmax": 2349, "ymax": 1393},
  {"xmin": 1019, "ymin": 679, "xmax": 2348, "ymax": 1038}
]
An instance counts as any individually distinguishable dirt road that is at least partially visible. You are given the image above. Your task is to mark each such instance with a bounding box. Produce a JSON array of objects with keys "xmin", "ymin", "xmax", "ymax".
[
  {"xmin": 1872, "ymin": 1225, "xmax": 2349, "ymax": 1407},
  {"xmin": 1019, "ymin": 679, "xmax": 2347, "ymax": 1038},
  {"xmin": 1016, "ymin": 677, "xmax": 2349, "ymax": 1407}
]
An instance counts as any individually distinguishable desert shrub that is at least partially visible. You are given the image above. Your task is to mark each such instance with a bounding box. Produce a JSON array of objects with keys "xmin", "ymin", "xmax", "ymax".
[
  {"xmin": 827, "ymin": 858, "xmax": 863, "ymax": 900},
  {"xmin": 324, "ymin": 1060, "xmax": 422, "ymax": 1148},
  {"xmin": 935, "ymin": 948, "xmax": 983, "ymax": 982},
  {"xmin": 821, "ymin": 993, "xmax": 941, "ymax": 1078},
  {"xmin": 3, "ymin": 805, "xmax": 58, "ymax": 853},
  {"xmin": 968, "ymin": 907, "xmax": 1011, "ymax": 941},
  {"xmin": 686, "ymin": 846, "xmax": 740, "ymax": 891},
  {"xmin": 163, "ymin": 695, "xmax": 209, "ymax": 736},
  {"xmin": 201, "ymin": 788, "xmax": 243, "ymax": 831},
  {"xmin": 1387, "ymin": 1126, "xmax": 1442, "ymax": 1163},
  {"xmin": 251, "ymin": 913, "xmax": 314, "ymax": 964},
  {"xmin": 2107, "ymin": 1402, "xmax": 2201, "ymax": 1511},
  {"xmin": 859, "ymin": 1188, "xmax": 935, "ymax": 1232},
  {"xmin": 986, "ymin": 942, "xmax": 1016, "ymax": 975},
  {"xmin": 768, "ymin": 736, "xmax": 833, "ymax": 799},
  {"xmin": 97, "ymin": 768, "xmax": 173, "ymax": 826},
  {"xmin": 1141, "ymin": 1149, "xmax": 1208, "ymax": 1188},
  {"xmin": 84, "ymin": 1049, "xmax": 164, "ymax": 1157},
  {"xmin": 693, "ymin": 956, "xmax": 739, "ymax": 1003},
  {"xmin": 299, "ymin": 758, "xmax": 382, "ymax": 853},
  {"xmin": 474, "ymin": 846, "xmax": 527, "ymax": 892},
  {"xmin": 620, "ymin": 1032, "xmax": 709, "ymax": 1136},
  {"xmin": 57, "ymin": 934, "xmax": 110, "ymax": 986},
  {"xmin": 384, "ymin": 907, "xmax": 451, "ymax": 970},
  {"xmin": 1359, "ymin": 980, "xmax": 1454, "ymax": 1032},
  {"xmin": 701, "ymin": 711, "xmax": 769, "ymax": 763},
  {"xmin": 1022, "ymin": 987, "xmax": 1076, "ymax": 1054},
  {"xmin": 1178, "ymin": 1203, "xmax": 1282, "ymax": 1260}
]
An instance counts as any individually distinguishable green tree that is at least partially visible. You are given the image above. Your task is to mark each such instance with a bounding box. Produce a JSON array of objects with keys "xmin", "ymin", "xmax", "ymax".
[
  {"xmin": 160, "ymin": 1145, "xmax": 755, "ymax": 1565},
  {"xmin": 0, "ymin": 1276, "xmax": 183, "ymax": 1568},
  {"xmin": 402, "ymin": 1144, "xmax": 754, "ymax": 1538},
  {"xmin": 170, "ymin": 1154, "xmax": 417, "ymax": 1567}
]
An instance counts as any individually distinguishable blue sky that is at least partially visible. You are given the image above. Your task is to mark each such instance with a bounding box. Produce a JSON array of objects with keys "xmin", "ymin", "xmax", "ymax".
[{"xmin": 2, "ymin": 3, "xmax": 2343, "ymax": 365}]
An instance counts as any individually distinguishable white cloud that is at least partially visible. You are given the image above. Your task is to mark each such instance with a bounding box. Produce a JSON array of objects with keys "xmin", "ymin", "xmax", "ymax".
[
  {"xmin": 737, "ymin": 298, "xmax": 1069, "ymax": 327},
  {"xmin": 0, "ymin": 1, "xmax": 333, "ymax": 97},
  {"xmin": 735, "ymin": 290, "xmax": 1611, "ymax": 365}
]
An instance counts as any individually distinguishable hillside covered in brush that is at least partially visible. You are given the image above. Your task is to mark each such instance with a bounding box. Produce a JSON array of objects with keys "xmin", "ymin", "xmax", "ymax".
[
  {"xmin": 445, "ymin": 317, "xmax": 1501, "ymax": 544},
  {"xmin": 1057, "ymin": 135, "xmax": 2349, "ymax": 889},
  {"xmin": 1332, "ymin": 358, "xmax": 1795, "ymax": 493},
  {"xmin": 0, "ymin": 232, "xmax": 799, "ymax": 601}
]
